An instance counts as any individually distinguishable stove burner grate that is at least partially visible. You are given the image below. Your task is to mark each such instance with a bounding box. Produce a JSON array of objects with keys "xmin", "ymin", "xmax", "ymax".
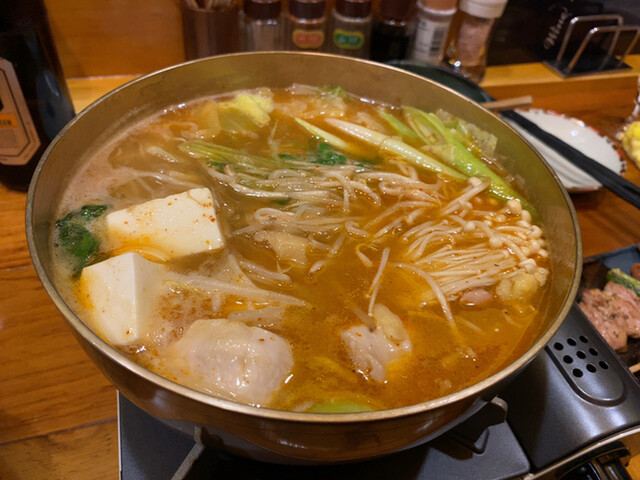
[{"xmin": 118, "ymin": 394, "xmax": 530, "ymax": 480}]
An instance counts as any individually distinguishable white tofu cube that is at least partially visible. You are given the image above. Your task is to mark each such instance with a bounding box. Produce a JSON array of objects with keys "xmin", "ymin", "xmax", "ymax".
[
  {"xmin": 106, "ymin": 188, "xmax": 224, "ymax": 259},
  {"xmin": 79, "ymin": 252, "xmax": 166, "ymax": 345}
]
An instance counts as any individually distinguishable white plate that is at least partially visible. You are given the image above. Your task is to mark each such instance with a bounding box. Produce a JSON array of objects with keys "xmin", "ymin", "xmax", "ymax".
[{"xmin": 505, "ymin": 109, "xmax": 625, "ymax": 192}]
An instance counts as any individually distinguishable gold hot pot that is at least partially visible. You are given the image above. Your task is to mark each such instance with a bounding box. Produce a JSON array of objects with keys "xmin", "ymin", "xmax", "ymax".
[{"xmin": 26, "ymin": 52, "xmax": 581, "ymax": 464}]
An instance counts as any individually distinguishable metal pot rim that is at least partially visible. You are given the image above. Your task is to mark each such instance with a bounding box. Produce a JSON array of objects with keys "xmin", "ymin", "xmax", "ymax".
[{"xmin": 25, "ymin": 51, "xmax": 583, "ymax": 425}]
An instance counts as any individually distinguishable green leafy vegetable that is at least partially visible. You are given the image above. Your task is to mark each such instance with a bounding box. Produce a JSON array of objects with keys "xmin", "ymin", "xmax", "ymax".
[
  {"xmin": 55, "ymin": 205, "xmax": 108, "ymax": 272},
  {"xmin": 311, "ymin": 142, "xmax": 347, "ymax": 165},
  {"xmin": 72, "ymin": 204, "xmax": 108, "ymax": 221},
  {"xmin": 207, "ymin": 160, "xmax": 228, "ymax": 172},
  {"xmin": 355, "ymin": 160, "xmax": 375, "ymax": 169},
  {"xmin": 319, "ymin": 85, "xmax": 348, "ymax": 100}
]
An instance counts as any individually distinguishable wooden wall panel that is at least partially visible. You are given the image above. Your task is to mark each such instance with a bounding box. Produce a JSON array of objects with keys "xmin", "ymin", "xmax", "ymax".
[
  {"xmin": 43, "ymin": 0, "xmax": 341, "ymax": 78},
  {"xmin": 44, "ymin": 0, "xmax": 186, "ymax": 78}
]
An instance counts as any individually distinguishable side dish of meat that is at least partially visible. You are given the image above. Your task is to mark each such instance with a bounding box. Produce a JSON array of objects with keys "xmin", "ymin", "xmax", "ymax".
[{"xmin": 579, "ymin": 264, "xmax": 640, "ymax": 351}]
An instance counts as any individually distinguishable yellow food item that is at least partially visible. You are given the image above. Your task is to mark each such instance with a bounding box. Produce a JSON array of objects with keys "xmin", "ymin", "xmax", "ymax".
[{"xmin": 622, "ymin": 121, "xmax": 640, "ymax": 168}]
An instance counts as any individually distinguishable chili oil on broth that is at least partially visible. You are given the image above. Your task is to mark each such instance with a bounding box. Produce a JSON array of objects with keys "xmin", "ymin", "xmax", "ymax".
[{"xmin": 50, "ymin": 85, "xmax": 551, "ymax": 412}]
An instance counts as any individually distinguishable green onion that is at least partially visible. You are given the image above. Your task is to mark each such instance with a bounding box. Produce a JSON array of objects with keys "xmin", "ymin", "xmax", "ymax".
[
  {"xmin": 606, "ymin": 268, "xmax": 640, "ymax": 297},
  {"xmin": 403, "ymin": 107, "xmax": 535, "ymax": 213},
  {"xmin": 324, "ymin": 118, "xmax": 467, "ymax": 181},
  {"xmin": 294, "ymin": 118, "xmax": 362, "ymax": 157},
  {"xmin": 404, "ymin": 109, "xmax": 441, "ymax": 146},
  {"xmin": 207, "ymin": 160, "xmax": 227, "ymax": 172},
  {"xmin": 377, "ymin": 109, "xmax": 419, "ymax": 141}
]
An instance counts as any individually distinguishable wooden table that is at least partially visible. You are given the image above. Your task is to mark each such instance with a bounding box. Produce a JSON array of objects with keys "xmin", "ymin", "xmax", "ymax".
[{"xmin": 1, "ymin": 65, "xmax": 640, "ymax": 479}]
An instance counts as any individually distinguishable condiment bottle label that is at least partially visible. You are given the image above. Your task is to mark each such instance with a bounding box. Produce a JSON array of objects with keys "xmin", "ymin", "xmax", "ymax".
[
  {"xmin": 332, "ymin": 29, "xmax": 364, "ymax": 50},
  {"xmin": 292, "ymin": 29, "xmax": 325, "ymax": 49},
  {"xmin": 0, "ymin": 58, "xmax": 41, "ymax": 166},
  {"xmin": 411, "ymin": 16, "xmax": 450, "ymax": 63}
]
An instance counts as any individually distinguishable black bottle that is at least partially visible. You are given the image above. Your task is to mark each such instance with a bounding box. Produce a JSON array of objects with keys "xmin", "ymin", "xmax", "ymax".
[
  {"xmin": 0, "ymin": 0, "xmax": 75, "ymax": 190},
  {"xmin": 371, "ymin": 0, "xmax": 415, "ymax": 62}
]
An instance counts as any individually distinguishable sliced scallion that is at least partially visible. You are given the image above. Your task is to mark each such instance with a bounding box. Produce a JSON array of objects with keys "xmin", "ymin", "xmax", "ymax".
[{"xmin": 325, "ymin": 118, "xmax": 467, "ymax": 181}]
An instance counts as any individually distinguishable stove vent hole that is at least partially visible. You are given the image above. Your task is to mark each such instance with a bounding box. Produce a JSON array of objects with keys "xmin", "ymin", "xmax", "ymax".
[{"xmin": 551, "ymin": 335, "xmax": 614, "ymax": 383}]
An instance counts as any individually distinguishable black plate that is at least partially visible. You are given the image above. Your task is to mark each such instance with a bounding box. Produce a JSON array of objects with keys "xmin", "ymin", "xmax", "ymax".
[
  {"xmin": 581, "ymin": 244, "xmax": 640, "ymax": 371},
  {"xmin": 386, "ymin": 60, "xmax": 493, "ymax": 104}
]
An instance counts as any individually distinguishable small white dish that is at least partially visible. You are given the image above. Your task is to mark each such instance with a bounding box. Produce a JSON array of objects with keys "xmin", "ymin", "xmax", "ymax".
[{"xmin": 505, "ymin": 109, "xmax": 625, "ymax": 192}]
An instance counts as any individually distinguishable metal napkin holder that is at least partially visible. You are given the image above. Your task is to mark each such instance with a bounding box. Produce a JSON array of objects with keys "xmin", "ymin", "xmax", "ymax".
[{"xmin": 544, "ymin": 14, "xmax": 640, "ymax": 77}]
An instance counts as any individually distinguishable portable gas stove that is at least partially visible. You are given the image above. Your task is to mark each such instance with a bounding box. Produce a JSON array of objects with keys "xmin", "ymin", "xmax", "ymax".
[{"xmin": 118, "ymin": 247, "xmax": 640, "ymax": 480}]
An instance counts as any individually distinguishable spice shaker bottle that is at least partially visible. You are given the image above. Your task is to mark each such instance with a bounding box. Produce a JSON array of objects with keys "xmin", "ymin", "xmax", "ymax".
[
  {"xmin": 180, "ymin": 0, "xmax": 240, "ymax": 59},
  {"xmin": 444, "ymin": 0, "xmax": 509, "ymax": 82},
  {"xmin": 371, "ymin": 0, "xmax": 415, "ymax": 62},
  {"xmin": 0, "ymin": 0, "xmax": 75, "ymax": 190},
  {"xmin": 409, "ymin": 0, "xmax": 457, "ymax": 65},
  {"xmin": 285, "ymin": 0, "xmax": 327, "ymax": 51},
  {"xmin": 329, "ymin": 0, "xmax": 372, "ymax": 58},
  {"xmin": 239, "ymin": 0, "xmax": 284, "ymax": 51}
]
